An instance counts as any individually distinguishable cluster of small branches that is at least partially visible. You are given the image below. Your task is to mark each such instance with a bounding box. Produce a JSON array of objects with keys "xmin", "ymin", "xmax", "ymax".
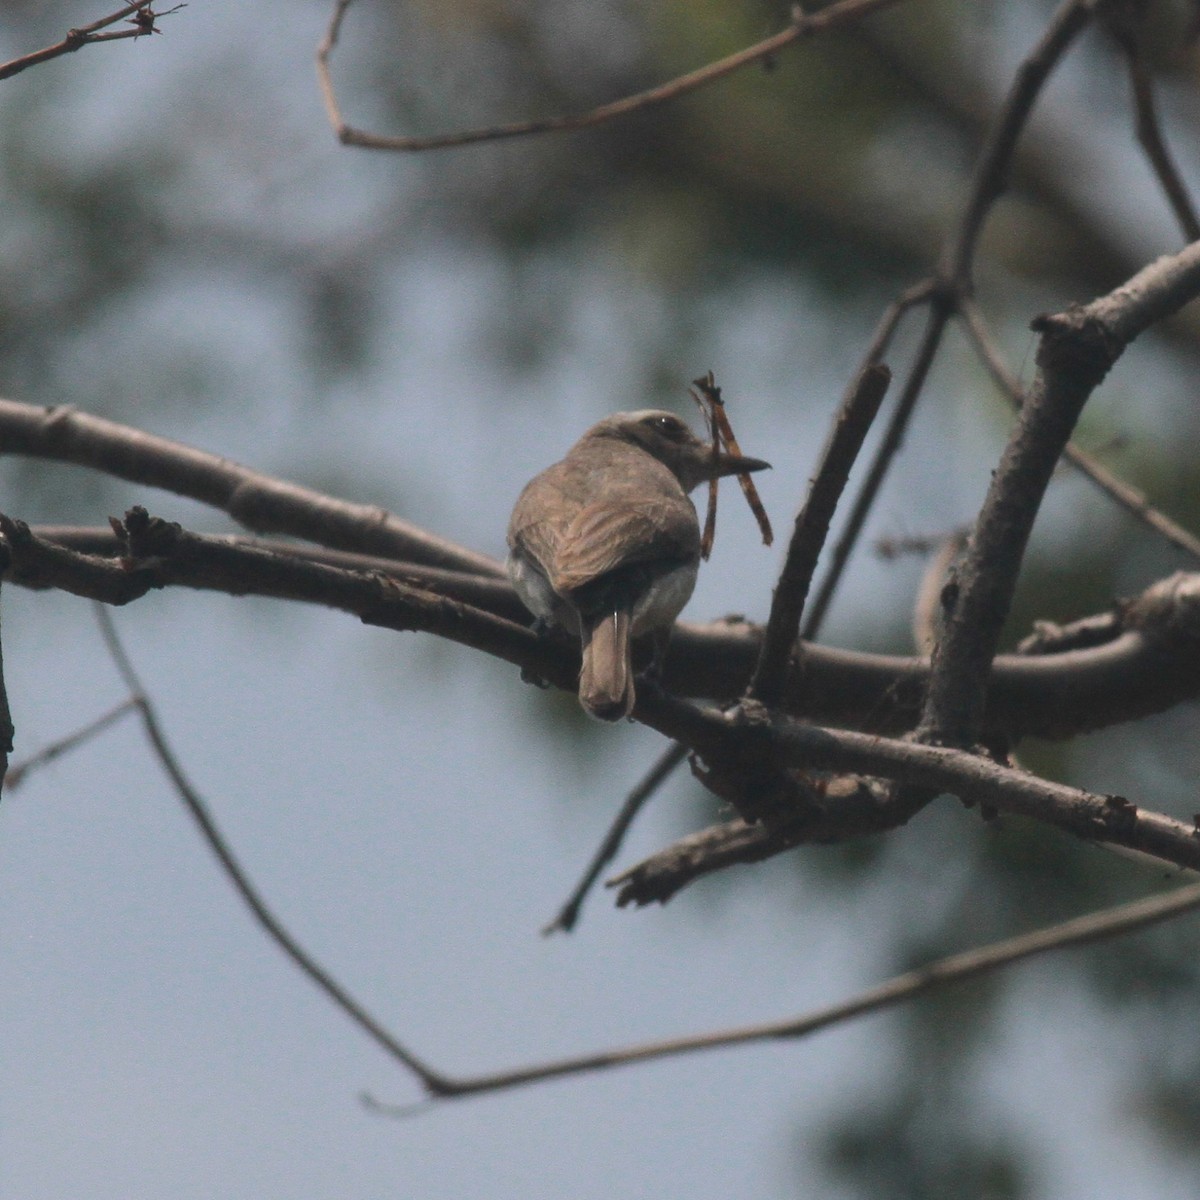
[{"xmin": 3, "ymin": 0, "xmax": 1200, "ymax": 1106}]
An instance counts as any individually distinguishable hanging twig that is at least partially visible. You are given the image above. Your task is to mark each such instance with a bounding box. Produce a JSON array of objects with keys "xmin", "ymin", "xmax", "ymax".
[
  {"xmin": 90, "ymin": 603, "xmax": 460, "ymax": 1096},
  {"xmin": 541, "ymin": 742, "xmax": 689, "ymax": 935}
]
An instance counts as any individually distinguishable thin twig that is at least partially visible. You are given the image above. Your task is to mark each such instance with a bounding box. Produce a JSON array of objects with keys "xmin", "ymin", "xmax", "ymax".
[
  {"xmin": 90, "ymin": 603, "xmax": 460, "ymax": 1095},
  {"xmin": 1110, "ymin": 18, "xmax": 1200, "ymax": 243},
  {"xmin": 0, "ymin": 574, "xmax": 12, "ymax": 800},
  {"xmin": 805, "ymin": 1, "xmax": 1102, "ymax": 636},
  {"xmin": 802, "ymin": 293, "xmax": 948, "ymax": 640},
  {"xmin": 367, "ymin": 879, "xmax": 1200, "ymax": 1103},
  {"xmin": 941, "ymin": 0, "xmax": 1099, "ymax": 286},
  {"xmin": 542, "ymin": 742, "xmax": 689, "ymax": 935},
  {"xmin": 3, "ymin": 697, "xmax": 139, "ymax": 792},
  {"xmin": 316, "ymin": 0, "xmax": 910, "ymax": 153},
  {"xmin": 749, "ymin": 364, "xmax": 891, "ymax": 709},
  {"xmin": 0, "ymin": 1, "xmax": 166, "ymax": 82},
  {"xmin": 959, "ymin": 297, "xmax": 1200, "ymax": 563}
]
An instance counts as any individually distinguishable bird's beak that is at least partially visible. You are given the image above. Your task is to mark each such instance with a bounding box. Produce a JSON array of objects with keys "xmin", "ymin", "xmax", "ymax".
[{"xmin": 710, "ymin": 452, "xmax": 771, "ymax": 479}]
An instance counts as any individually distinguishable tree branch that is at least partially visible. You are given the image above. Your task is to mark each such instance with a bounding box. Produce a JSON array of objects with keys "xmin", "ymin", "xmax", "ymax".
[
  {"xmin": 0, "ymin": 398, "xmax": 503, "ymax": 576},
  {"xmin": 750, "ymin": 364, "xmax": 890, "ymax": 708},
  {"xmin": 316, "ymin": 0, "xmax": 912, "ymax": 153},
  {"xmin": 365, "ymin": 880, "xmax": 1200, "ymax": 1103},
  {"xmin": 0, "ymin": 2, "xmax": 170, "ymax": 82},
  {"xmin": 959, "ymin": 296, "xmax": 1200, "ymax": 563},
  {"xmin": 922, "ymin": 239, "xmax": 1200, "ymax": 748},
  {"xmin": 1108, "ymin": 11, "xmax": 1200, "ymax": 244},
  {"xmin": 6, "ymin": 514, "xmax": 1200, "ymax": 744},
  {"xmin": 541, "ymin": 741, "xmax": 689, "ymax": 936},
  {"xmin": 90, "ymin": 604, "xmax": 460, "ymax": 1096}
]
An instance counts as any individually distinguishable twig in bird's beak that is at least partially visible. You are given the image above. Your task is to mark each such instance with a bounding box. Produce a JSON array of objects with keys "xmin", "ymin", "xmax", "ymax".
[{"xmin": 691, "ymin": 371, "xmax": 774, "ymax": 547}]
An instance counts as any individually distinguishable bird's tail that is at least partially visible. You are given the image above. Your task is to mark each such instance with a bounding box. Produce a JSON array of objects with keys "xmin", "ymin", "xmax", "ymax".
[{"xmin": 579, "ymin": 610, "xmax": 634, "ymax": 721}]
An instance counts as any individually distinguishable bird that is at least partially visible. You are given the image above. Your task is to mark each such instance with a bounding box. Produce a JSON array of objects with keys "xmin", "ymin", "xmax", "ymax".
[{"xmin": 506, "ymin": 409, "xmax": 770, "ymax": 721}]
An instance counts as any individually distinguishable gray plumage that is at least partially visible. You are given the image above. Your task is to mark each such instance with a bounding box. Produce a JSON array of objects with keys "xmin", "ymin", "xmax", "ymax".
[{"xmin": 507, "ymin": 410, "xmax": 769, "ymax": 721}]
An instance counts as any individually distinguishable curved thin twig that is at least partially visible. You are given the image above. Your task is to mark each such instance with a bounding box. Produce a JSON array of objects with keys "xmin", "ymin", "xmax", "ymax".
[
  {"xmin": 316, "ymin": 0, "xmax": 910, "ymax": 153},
  {"xmin": 366, "ymin": 880, "xmax": 1200, "ymax": 1103},
  {"xmin": 91, "ymin": 604, "xmax": 459, "ymax": 1096}
]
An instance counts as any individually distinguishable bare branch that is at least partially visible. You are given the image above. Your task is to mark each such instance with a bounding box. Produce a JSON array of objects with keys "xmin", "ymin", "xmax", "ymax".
[
  {"xmin": 959, "ymin": 297, "xmax": 1200, "ymax": 563},
  {"xmin": 942, "ymin": 0, "xmax": 1099, "ymax": 287},
  {"xmin": 1108, "ymin": 14, "xmax": 1200, "ymax": 243},
  {"xmin": 806, "ymin": 1, "xmax": 1104, "ymax": 634},
  {"xmin": 90, "ymin": 604, "xmax": 460, "ymax": 1096},
  {"xmin": 0, "ymin": 2, "xmax": 171, "ymax": 83},
  {"xmin": 316, "ymin": 0, "xmax": 911, "ymax": 153},
  {"xmin": 7, "ymin": 514, "xmax": 1200, "ymax": 744},
  {"xmin": 0, "ymin": 398, "xmax": 503, "ymax": 576},
  {"xmin": 542, "ymin": 741, "xmax": 688, "ymax": 935},
  {"xmin": 922, "ymin": 240, "xmax": 1200, "ymax": 749},
  {"xmin": 366, "ymin": 880, "xmax": 1200, "ymax": 1102},
  {"xmin": 749, "ymin": 364, "xmax": 891, "ymax": 708},
  {"xmin": 3, "ymin": 697, "xmax": 139, "ymax": 792},
  {"xmin": 802, "ymin": 293, "xmax": 948, "ymax": 638},
  {"xmin": 632, "ymin": 688, "xmax": 1200, "ymax": 876},
  {"xmin": 16, "ymin": 524, "xmax": 523, "ymax": 612},
  {"xmin": 0, "ymin": 567, "xmax": 12, "ymax": 800},
  {"xmin": 609, "ymin": 775, "xmax": 890, "ymax": 907}
]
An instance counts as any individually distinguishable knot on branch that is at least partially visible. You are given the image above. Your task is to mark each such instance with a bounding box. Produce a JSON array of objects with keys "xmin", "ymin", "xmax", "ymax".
[
  {"xmin": 1122, "ymin": 571, "xmax": 1200, "ymax": 649},
  {"xmin": 1030, "ymin": 306, "xmax": 1123, "ymax": 393},
  {"xmin": 689, "ymin": 700, "xmax": 843, "ymax": 828},
  {"xmin": 1095, "ymin": 793, "xmax": 1140, "ymax": 840},
  {"xmin": 120, "ymin": 505, "xmax": 183, "ymax": 559}
]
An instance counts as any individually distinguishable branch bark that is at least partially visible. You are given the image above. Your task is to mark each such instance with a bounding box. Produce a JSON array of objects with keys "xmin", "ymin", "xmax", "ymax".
[{"xmin": 7, "ymin": 515, "xmax": 1200, "ymax": 744}]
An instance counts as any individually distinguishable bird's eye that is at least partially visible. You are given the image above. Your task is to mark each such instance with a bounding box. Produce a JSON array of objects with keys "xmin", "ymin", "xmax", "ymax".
[{"xmin": 646, "ymin": 414, "xmax": 687, "ymax": 440}]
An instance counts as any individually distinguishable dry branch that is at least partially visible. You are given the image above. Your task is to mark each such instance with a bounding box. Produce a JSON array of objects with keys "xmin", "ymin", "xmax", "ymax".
[
  {"xmin": 0, "ymin": 1, "xmax": 170, "ymax": 82},
  {"xmin": 316, "ymin": 0, "xmax": 911, "ymax": 153},
  {"xmin": 6, "ymin": 515, "xmax": 1200, "ymax": 744}
]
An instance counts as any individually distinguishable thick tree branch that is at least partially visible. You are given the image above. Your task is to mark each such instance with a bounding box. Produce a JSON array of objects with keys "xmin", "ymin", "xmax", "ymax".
[
  {"xmin": 628, "ymin": 689, "xmax": 1200, "ymax": 878},
  {"xmin": 959, "ymin": 297, "xmax": 1200, "ymax": 563},
  {"xmin": 6, "ymin": 514, "xmax": 1200, "ymax": 744},
  {"xmin": 922, "ymin": 240, "xmax": 1200, "ymax": 748}
]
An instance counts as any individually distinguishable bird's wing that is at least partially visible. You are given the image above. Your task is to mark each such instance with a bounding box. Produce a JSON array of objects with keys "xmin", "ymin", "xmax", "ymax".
[
  {"xmin": 506, "ymin": 467, "xmax": 573, "ymax": 571},
  {"xmin": 551, "ymin": 498, "xmax": 698, "ymax": 596}
]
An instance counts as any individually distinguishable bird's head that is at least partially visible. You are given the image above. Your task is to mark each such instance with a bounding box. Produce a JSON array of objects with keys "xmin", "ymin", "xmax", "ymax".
[{"xmin": 588, "ymin": 409, "xmax": 770, "ymax": 493}]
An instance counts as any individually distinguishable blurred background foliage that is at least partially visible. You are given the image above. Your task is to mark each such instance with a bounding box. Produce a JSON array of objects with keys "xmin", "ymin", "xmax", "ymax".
[{"xmin": 3, "ymin": 1, "xmax": 1200, "ymax": 1196}]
